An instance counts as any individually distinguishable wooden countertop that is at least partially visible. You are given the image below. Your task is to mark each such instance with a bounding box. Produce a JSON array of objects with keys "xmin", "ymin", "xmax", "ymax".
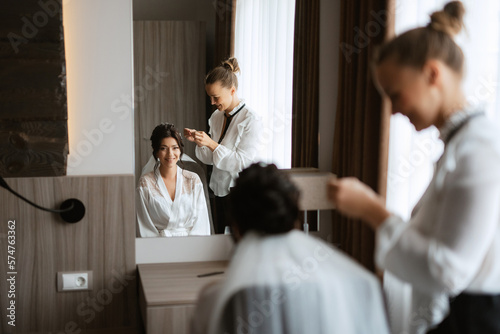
[{"xmin": 138, "ymin": 261, "xmax": 228, "ymax": 306}]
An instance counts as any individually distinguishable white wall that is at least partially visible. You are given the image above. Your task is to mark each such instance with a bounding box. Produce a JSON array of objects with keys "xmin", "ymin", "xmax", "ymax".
[{"xmin": 63, "ymin": 0, "xmax": 135, "ymax": 175}]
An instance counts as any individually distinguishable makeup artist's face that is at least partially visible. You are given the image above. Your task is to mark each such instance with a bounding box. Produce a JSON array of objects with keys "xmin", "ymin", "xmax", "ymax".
[
  {"xmin": 376, "ymin": 59, "xmax": 441, "ymax": 131},
  {"xmin": 206, "ymin": 82, "xmax": 236, "ymax": 112}
]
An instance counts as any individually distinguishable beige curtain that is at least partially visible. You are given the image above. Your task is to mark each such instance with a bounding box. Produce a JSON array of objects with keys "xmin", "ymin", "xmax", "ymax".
[{"xmin": 332, "ymin": 0, "xmax": 395, "ymax": 272}]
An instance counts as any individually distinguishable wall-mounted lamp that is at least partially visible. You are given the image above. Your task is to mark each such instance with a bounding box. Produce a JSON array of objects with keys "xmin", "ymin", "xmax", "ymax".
[{"xmin": 0, "ymin": 176, "xmax": 85, "ymax": 223}]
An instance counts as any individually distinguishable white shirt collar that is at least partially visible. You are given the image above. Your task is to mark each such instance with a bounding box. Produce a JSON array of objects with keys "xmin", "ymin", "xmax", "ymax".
[
  {"xmin": 227, "ymin": 99, "xmax": 246, "ymax": 116},
  {"xmin": 438, "ymin": 107, "xmax": 482, "ymax": 143}
]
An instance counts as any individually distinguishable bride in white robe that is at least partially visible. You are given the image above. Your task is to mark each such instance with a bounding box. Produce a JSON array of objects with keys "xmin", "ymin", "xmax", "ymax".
[
  {"xmin": 136, "ymin": 165, "xmax": 210, "ymax": 237},
  {"xmin": 136, "ymin": 123, "xmax": 211, "ymax": 237}
]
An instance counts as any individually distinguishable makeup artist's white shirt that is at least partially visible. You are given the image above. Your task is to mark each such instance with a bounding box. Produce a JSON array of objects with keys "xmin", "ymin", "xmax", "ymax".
[
  {"xmin": 376, "ymin": 110, "xmax": 500, "ymax": 333},
  {"xmin": 136, "ymin": 166, "xmax": 210, "ymax": 237},
  {"xmin": 195, "ymin": 101, "xmax": 262, "ymax": 197}
]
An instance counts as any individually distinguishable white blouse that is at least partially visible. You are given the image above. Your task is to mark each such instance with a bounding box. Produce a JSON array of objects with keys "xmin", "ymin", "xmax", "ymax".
[
  {"xmin": 195, "ymin": 101, "xmax": 262, "ymax": 197},
  {"xmin": 192, "ymin": 230, "xmax": 390, "ymax": 334},
  {"xmin": 376, "ymin": 111, "xmax": 500, "ymax": 332},
  {"xmin": 136, "ymin": 165, "xmax": 210, "ymax": 237}
]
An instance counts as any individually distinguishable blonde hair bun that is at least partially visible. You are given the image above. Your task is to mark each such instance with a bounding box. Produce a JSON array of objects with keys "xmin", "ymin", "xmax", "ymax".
[
  {"xmin": 222, "ymin": 57, "xmax": 240, "ymax": 74},
  {"xmin": 429, "ymin": 1, "xmax": 465, "ymax": 36}
]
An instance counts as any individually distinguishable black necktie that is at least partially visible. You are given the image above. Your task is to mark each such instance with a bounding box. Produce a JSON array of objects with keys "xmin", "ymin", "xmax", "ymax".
[{"xmin": 218, "ymin": 103, "xmax": 246, "ymax": 144}]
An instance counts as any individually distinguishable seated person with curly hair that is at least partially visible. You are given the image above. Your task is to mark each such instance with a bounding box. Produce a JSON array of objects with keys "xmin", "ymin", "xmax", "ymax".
[
  {"xmin": 136, "ymin": 123, "xmax": 210, "ymax": 237},
  {"xmin": 191, "ymin": 163, "xmax": 389, "ymax": 334}
]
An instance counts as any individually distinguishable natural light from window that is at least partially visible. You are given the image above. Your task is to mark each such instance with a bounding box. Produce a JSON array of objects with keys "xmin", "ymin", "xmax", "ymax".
[{"xmin": 233, "ymin": 0, "xmax": 296, "ymax": 168}]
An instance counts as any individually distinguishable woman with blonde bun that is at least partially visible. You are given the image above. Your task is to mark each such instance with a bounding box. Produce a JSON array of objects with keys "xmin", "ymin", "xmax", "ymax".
[
  {"xmin": 185, "ymin": 57, "xmax": 262, "ymax": 234},
  {"xmin": 328, "ymin": 2, "xmax": 500, "ymax": 333}
]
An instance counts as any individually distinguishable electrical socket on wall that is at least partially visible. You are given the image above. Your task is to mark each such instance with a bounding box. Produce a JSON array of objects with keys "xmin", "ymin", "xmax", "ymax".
[{"xmin": 57, "ymin": 271, "xmax": 93, "ymax": 292}]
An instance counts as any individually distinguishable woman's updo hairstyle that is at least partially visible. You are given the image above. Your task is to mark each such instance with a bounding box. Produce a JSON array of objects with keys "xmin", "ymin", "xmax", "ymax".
[
  {"xmin": 150, "ymin": 123, "xmax": 184, "ymax": 160},
  {"xmin": 205, "ymin": 57, "xmax": 240, "ymax": 89},
  {"xmin": 376, "ymin": 1, "xmax": 465, "ymax": 74},
  {"xmin": 229, "ymin": 163, "xmax": 300, "ymax": 237}
]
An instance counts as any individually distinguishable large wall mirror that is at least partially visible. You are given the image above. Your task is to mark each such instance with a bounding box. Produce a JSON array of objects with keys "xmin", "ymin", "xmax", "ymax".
[
  {"xmin": 133, "ymin": 0, "xmax": 216, "ymax": 241},
  {"xmin": 133, "ymin": 0, "xmax": 299, "ymax": 238},
  {"xmin": 132, "ymin": 0, "xmax": 330, "ymax": 256},
  {"xmin": 133, "ymin": 0, "xmax": 339, "ymax": 263}
]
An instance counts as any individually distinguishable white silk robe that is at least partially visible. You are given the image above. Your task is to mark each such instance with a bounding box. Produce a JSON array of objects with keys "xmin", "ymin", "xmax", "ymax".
[{"xmin": 136, "ymin": 166, "xmax": 210, "ymax": 237}]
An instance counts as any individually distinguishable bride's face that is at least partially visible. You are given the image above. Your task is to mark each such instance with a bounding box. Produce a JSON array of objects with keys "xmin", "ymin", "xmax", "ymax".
[{"xmin": 156, "ymin": 137, "xmax": 181, "ymax": 168}]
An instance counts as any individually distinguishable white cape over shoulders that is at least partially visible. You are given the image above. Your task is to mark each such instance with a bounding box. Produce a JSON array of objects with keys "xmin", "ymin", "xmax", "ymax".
[{"xmin": 192, "ymin": 230, "xmax": 390, "ymax": 334}]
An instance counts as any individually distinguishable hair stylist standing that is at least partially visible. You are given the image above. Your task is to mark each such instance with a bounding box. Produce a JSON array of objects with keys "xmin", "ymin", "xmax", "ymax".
[
  {"xmin": 184, "ymin": 57, "xmax": 261, "ymax": 234},
  {"xmin": 328, "ymin": 2, "xmax": 500, "ymax": 333}
]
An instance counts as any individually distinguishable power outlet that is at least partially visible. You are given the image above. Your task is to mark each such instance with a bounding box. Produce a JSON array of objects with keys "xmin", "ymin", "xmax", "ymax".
[{"xmin": 57, "ymin": 271, "xmax": 93, "ymax": 292}]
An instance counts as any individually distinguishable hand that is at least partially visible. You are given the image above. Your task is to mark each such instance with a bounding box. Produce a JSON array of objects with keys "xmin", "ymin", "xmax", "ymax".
[
  {"xmin": 327, "ymin": 177, "xmax": 390, "ymax": 229},
  {"xmin": 184, "ymin": 128, "xmax": 196, "ymax": 142},
  {"xmin": 193, "ymin": 131, "xmax": 218, "ymax": 151}
]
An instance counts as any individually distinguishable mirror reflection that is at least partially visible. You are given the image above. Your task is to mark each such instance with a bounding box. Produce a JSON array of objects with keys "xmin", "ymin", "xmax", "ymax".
[
  {"xmin": 133, "ymin": 0, "xmax": 296, "ymax": 237},
  {"xmin": 133, "ymin": 18, "xmax": 212, "ymax": 237},
  {"xmin": 136, "ymin": 124, "xmax": 211, "ymax": 237}
]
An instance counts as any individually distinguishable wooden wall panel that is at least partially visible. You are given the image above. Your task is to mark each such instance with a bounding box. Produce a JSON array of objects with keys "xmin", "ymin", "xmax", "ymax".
[
  {"xmin": 0, "ymin": 175, "xmax": 138, "ymax": 333},
  {"xmin": 147, "ymin": 305, "xmax": 196, "ymax": 334},
  {"xmin": 0, "ymin": 0, "xmax": 68, "ymax": 177},
  {"xmin": 133, "ymin": 21, "xmax": 206, "ymax": 181}
]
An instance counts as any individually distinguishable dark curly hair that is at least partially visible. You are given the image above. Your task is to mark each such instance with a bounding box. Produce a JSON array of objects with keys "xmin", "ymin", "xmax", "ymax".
[
  {"xmin": 150, "ymin": 123, "xmax": 184, "ymax": 174},
  {"xmin": 229, "ymin": 163, "xmax": 300, "ymax": 237}
]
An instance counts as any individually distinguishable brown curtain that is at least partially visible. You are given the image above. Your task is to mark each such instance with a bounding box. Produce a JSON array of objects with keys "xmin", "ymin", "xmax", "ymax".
[
  {"xmin": 291, "ymin": 0, "xmax": 320, "ymax": 168},
  {"xmin": 214, "ymin": 0, "xmax": 237, "ymax": 66},
  {"xmin": 332, "ymin": 0, "xmax": 395, "ymax": 272}
]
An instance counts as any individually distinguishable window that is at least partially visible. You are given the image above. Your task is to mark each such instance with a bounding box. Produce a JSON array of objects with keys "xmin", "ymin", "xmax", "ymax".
[{"xmin": 233, "ymin": 0, "xmax": 296, "ymax": 168}]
